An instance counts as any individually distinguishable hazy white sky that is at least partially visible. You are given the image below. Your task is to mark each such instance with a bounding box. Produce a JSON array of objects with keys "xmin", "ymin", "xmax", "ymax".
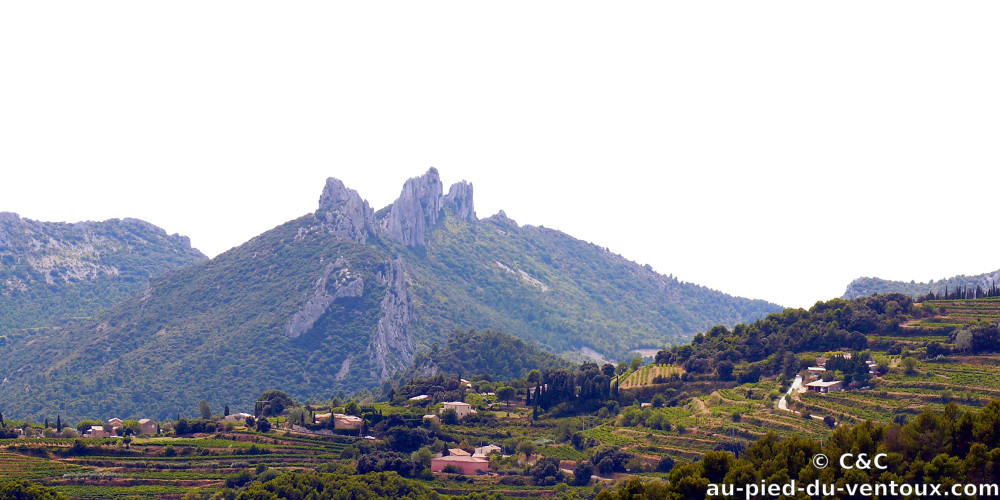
[{"xmin": 2, "ymin": 2, "xmax": 998, "ymax": 309}]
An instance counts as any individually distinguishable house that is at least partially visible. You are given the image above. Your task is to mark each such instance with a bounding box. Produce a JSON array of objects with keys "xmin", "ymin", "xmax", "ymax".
[
  {"xmin": 473, "ymin": 445, "xmax": 502, "ymax": 458},
  {"xmin": 409, "ymin": 395, "xmax": 430, "ymax": 402},
  {"xmin": 440, "ymin": 401, "xmax": 474, "ymax": 420},
  {"xmin": 807, "ymin": 367, "xmax": 827, "ymax": 376},
  {"xmin": 806, "ymin": 380, "xmax": 843, "ymax": 393},
  {"xmin": 314, "ymin": 413, "xmax": 333, "ymax": 423},
  {"xmin": 431, "ymin": 455, "xmax": 491, "ymax": 475},
  {"xmin": 86, "ymin": 426, "xmax": 110, "ymax": 438},
  {"xmin": 224, "ymin": 412, "xmax": 254, "ymax": 423},
  {"xmin": 422, "ymin": 414, "xmax": 440, "ymax": 425},
  {"xmin": 448, "ymin": 448, "xmax": 471, "ymax": 457},
  {"xmin": 334, "ymin": 414, "xmax": 363, "ymax": 430},
  {"xmin": 139, "ymin": 419, "xmax": 157, "ymax": 435},
  {"xmin": 108, "ymin": 418, "xmax": 124, "ymax": 431}
]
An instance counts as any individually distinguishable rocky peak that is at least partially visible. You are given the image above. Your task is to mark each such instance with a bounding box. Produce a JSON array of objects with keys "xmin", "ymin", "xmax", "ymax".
[
  {"xmin": 381, "ymin": 168, "xmax": 444, "ymax": 247},
  {"xmin": 316, "ymin": 177, "xmax": 375, "ymax": 244},
  {"xmin": 443, "ymin": 181, "xmax": 476, "ymax": 221}
]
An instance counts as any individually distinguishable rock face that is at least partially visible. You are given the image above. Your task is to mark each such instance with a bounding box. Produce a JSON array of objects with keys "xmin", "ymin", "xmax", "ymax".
[
  {"xmin": 284, "ymin": 257, "xmax": 364, "ymax": 339},
  {"xmin": 381, "ymin": 168, "xmax": 444, "ymax": 246},
  {"xmin": 317, "ymin": 178, "xmax": 374, "ymax": 244},
  {"xmin": 443, "ymin": 181, "xmax": 476, "ymax": 221},
  {"xmin": 369, "ymin": 258, "xmax": 414, "ymax": 381}
]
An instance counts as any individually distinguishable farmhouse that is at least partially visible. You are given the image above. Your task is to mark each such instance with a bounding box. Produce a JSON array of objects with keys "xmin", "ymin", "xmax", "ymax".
[
  {"xmin": 85, "ymin": 426, "xmax": 110, "ymax": 438},
  {"xmin": 473, "ymin": 445, "xmax": 502, "ymax": 458},
  {"xmin": 431, "ymin": 455, "xmax": 491, "ymax": 475},
  {"xmin": 440, "ymin": 401, "xmax": 474, "ymax": 420},
  {"xmin": 422, "ymin": 414, "xmax": 440, "ymax": 425},
  {"xmin": 806, "ymin": 380, "xmax": 843, "ymax": 393},
  {"xmin": 224, "ymin": 412, "xmax": 253, "ymax": 423},
  {"xmin": 334, "ymin": 414, "xmax": 363, "ymax": 430},
  {"xmin": 139, "ymin": 419, "xmax": 157, "ymax": 435},
  {"xmin": 108, "ymin": 418, "xmax": 124, "ymax": 431}
]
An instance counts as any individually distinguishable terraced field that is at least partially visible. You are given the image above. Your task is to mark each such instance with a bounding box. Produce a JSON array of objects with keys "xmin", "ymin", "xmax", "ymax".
[
  {"xmin": 907, "ymin": 297, "xmax": 1000, "ymax": 329},
  {"xmin": 0, "ymin": 430, "xmax": 351, "ymax": 499},
  {"xmin": 614, "ymin": 364, "xmax": 685, "ymax": 389}
]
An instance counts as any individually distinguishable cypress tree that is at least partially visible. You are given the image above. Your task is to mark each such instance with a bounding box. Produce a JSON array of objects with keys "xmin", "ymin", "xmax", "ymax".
[{"xmin": 57, "ymin": 415, "xmax": 61, "ymax": 431}]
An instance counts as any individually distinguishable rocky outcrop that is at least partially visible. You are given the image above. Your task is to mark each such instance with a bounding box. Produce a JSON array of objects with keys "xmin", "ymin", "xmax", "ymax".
[
  {"xmin": 369, "ymin": 258, "xmax": 414, "ymax": 381},
  {"xmin": 381, "ymin": 168, "xmax": 444, "ymax": 246},
  {"xmin": 284, "ymin": 257, "xmax": 364, "ymax": 339},
  {"xmin": 316, "ymin": 178, "xmax": 375, "ymax": 244},
  {"xmin": 443, "ymin": 181, "xmax": 476, "ymax": 221}
]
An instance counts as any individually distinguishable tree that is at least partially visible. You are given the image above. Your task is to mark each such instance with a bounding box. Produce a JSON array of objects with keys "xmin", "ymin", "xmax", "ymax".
[
  {"xmin": 256, "ymin": 390, "xmax": 295, "ymax": 417},
  {"xmin": 198, "ymin": 400, "xmax": 211, "ymax": 420},
  {"xmin": 573, "ymin": 461, "xmax": 594, "ymax": 486},
  {"xmin": 56, "ymin": 415, "xmax": 61, "ymax": 431},
  {"xmin": 902, "ymin": 357, "xmax": 919, "ymax": 376},
  {"xmin": 224, "ymin": 405, "xmax": 230, "ymax": 417},
  {"xmin": 496, "ymin": 386, "xmax": 516, "ymax": 415},
  {"xmin": 344, "ymin": 400, "xmax": 361, "ymax": 417},
  {"xmin": 516, "ymin": 440, "xmax": 537, "ymax": 460},
  {"xmin": 629, "ymin": 357, "xmax": 643, "ymax": 373},
  {"xmin": 716, "ymin": 360, "xmax": 735, "ymax": 381},
  {"xmin": 440, "ymin": 408, "xmax": 459, "ymax": 425},
  {"xmin": 256, "ymin": 417, "xmax": 271, "ymax": 433}
]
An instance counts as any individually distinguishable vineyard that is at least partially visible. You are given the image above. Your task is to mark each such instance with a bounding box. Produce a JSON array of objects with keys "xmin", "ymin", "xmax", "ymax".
[
  {"xmin": 614, "ymin": 364, "xmax": 685, "ymax": 389},
  {"xmin": 907, "ymin": 298, "xmax": 1000, "ymax": 329},
  {"xmin": 0, "ymin": 430, "xmax": 349, "ymax": 499}
]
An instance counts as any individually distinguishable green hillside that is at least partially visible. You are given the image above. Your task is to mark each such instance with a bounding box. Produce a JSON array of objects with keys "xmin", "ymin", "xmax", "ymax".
[
  {"xmin": 0, "ymin": 169, "xmax": 780, "ymax": 421},
  {"xmin": 843, "ymin": 268, "xmax": 1000, "ymax": 299},
  {"xmin": 404, "ymin": 329, "xmax": 572, "ymax": 382},
  {"xmin": 0, "ymin": 213, "xmax": 206, "ymax": 334}
]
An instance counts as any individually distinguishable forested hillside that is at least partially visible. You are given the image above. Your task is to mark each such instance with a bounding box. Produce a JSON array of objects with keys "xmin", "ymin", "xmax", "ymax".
[
  {"xmin": 844, "ymin": 268, "xmax": 1000, "ymax": 299},
  {"xmin": 0, "ymin": 169, "xmax": 780, "ymax": 421},
  {"xmin": 0, "ymin": 212, "xmax": 206, "ymax": 333}
]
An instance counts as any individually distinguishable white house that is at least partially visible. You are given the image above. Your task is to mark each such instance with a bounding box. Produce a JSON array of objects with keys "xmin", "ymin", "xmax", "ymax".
[{"xmin": 440, "ymin": 401, "xmax": 474, "ymax": 420}]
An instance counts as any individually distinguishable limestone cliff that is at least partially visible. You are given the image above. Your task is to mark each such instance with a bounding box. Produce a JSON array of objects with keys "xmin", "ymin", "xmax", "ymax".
[
  {"xmin": 443, "ymin": 180, "xmax": 477, "ymax": 221},
  {"xmin": 380, "ymin": 168, "xmax": 444, "ymax": 246},
  {"xmin": 369, "ymin": 258, "xmax": 415, "ymax": 381},
  {"xmin": 316, "ymin": 178, "xmax": 374, "ymax": 244}
]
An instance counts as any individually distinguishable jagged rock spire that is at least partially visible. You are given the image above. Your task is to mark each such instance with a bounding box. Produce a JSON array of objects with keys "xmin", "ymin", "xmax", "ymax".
[
  {"xmin": 444, "ymin": 180, "xmax": 476, "ymax": 221},
  {"xmin": 317, "ymin": 177, "xmax": 374, "ymax": 244},
  {"xmin": 382, "ymin": 168, "xmax": 444, "ymax": 247}
]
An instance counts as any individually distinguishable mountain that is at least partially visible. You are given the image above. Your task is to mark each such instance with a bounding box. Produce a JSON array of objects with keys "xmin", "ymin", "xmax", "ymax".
[
  {"xmin": 843, "ymin": 269, "xmax": 1000, "ymax": 299},
  {"xmin": 0, "ymin": 169, "xmax": 781, "ymax": 420},
  {"xmin": 0, "ymin": 212, "xmax": 206, "ymax": 334}
]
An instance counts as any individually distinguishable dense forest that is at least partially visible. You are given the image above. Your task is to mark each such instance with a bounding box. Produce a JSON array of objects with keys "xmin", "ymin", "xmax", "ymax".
[
  {"xmin": 403, "ymin": 330, "xmax": 571, "ymax": 383},
  {"xmin": 655, "ymin": 294, "xmax": 918, "ymax": 381}
]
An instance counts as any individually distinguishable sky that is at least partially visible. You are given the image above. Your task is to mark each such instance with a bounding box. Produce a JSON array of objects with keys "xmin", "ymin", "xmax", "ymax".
[{"xmin": 1, "ymin": 2, "xmax": 998, "ymax": 309}]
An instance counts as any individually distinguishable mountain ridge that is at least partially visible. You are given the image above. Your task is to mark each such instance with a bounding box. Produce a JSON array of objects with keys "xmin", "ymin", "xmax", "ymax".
[
  {"xmin": 843, "ymin": 268, "xmax": 1000, "ymax": 299},
  {"xmin": 0, "ymin": 211, "xmax": 206, "ymax": 334},
  {"xmin": 0, "ymin": 169, "xmax": 781, "ymax": 420}
]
